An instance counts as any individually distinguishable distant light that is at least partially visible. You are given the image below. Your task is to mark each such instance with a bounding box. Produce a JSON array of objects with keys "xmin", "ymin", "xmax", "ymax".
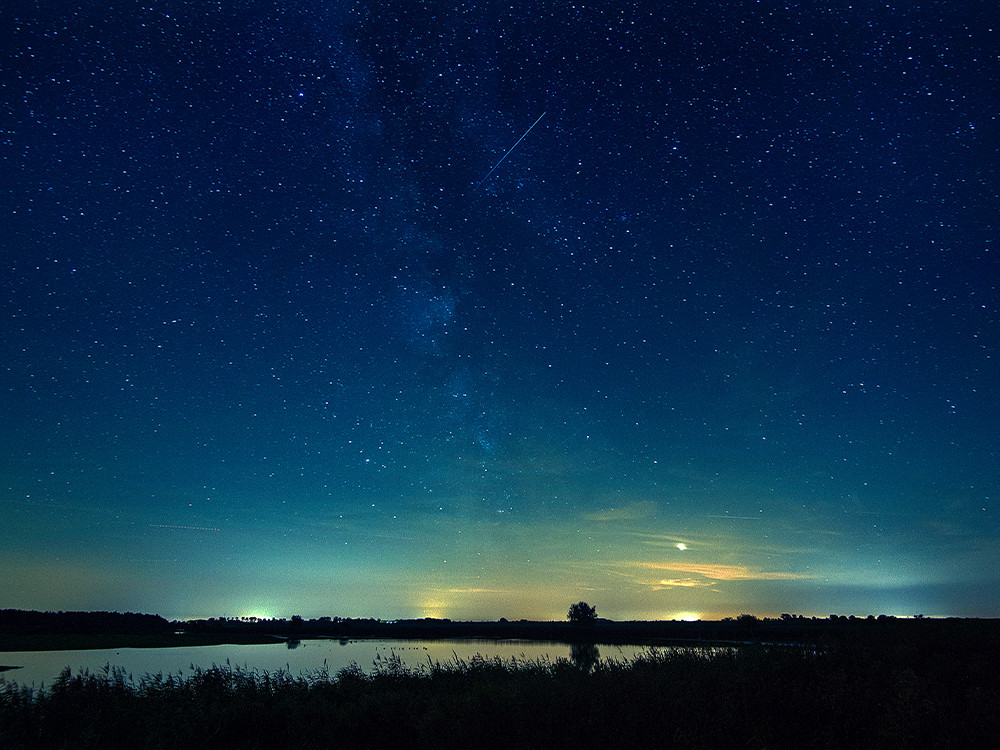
[
  {"xmin": 676, "ymin": 543, "xmax": 687, "ymax": 551},
  {"xmin": 240, "ymin": 610, "xmax": 275, "ymax": 621}
]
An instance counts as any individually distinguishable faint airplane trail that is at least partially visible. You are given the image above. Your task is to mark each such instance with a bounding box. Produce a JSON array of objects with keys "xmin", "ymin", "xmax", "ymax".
[
  {"xmin": 479, "ymin": 112, "xmax": 546, "ymax": 184},
  {"xmin": 149, "ymin": 523, "xmax": 221, "ymax": 532}
]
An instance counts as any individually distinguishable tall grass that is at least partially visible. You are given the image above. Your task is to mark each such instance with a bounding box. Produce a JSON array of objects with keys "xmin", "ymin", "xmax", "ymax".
[{"xmin": 1, "ymin": 641, "xmax": 996, "ymax": 748}]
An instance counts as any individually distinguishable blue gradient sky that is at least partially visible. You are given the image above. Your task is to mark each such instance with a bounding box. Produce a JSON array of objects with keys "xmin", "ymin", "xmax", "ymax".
[{"xmin": 2, "ymin": 1, "xmax": 997, "ymax": 621}]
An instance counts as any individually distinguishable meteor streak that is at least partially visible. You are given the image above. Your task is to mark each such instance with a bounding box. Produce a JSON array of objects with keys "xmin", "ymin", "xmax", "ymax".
[{"xmin": 479, "ymin": 112, "xmax": 545, "ymax": 184}]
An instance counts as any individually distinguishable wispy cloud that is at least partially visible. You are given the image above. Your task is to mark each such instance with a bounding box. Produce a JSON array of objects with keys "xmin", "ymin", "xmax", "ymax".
[
  {"xmin": 582, "ymin": 501, "xmax": 659, "ymax": 522},
  {"xmin": 632, "ymin": 532, "xmax": 694, "ymax": 548},
  {"xmin": 631, "ymin": 529, "xmax": 829, "ymax": 559},
  {"xmin": 637, "ymin": 561, "xmax": 811, "ymax": 582},
  {"xmin": 651, "ymin": 578, "xmax": 716, "ymax": 589}
]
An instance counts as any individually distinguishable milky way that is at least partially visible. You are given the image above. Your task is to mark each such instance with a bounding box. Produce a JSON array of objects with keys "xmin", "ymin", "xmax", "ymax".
[{"xmin": 1, "ymin": 1, "xmax": 997, "ymax": 620}]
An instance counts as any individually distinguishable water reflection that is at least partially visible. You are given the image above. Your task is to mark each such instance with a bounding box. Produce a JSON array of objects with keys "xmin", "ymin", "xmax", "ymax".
[
  {"xmin": 0, "ymin": 639, "xmax": 656, "ymax": 688},
  {"xmin": 569, "ymin": 642, "xmax": 600, "ymax": 672}
]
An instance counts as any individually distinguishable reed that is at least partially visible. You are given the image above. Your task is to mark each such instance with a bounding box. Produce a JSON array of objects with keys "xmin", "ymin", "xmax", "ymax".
[{"xmin": 1, "ymin": 639, "xmax": 996, "ymax": 748}]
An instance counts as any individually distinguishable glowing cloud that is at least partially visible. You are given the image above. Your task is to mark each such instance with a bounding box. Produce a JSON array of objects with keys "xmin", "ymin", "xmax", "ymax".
[
  {"xmin": 638, "ymin": 561, "xmax": 810, "ymax": 582},
  {"xmin": 652, "ymin": 578, "xmax": 715, "ymax": 589}
]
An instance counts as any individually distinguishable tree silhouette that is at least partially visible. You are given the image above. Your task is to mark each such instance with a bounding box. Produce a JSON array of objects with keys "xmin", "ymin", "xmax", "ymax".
[{"xmin": 567, "ymin": 601, "xmax": 597, "ymax": 625}]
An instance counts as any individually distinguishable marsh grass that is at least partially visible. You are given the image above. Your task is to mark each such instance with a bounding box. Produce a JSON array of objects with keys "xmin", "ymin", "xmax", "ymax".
[{"xmin": 1, "ymin": 641, "xmax": 996, "ymax": 748}]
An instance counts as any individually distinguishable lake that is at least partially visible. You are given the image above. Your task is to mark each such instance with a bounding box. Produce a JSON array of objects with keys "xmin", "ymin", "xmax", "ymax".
[{"xmin": 0, "ymin": 638, "xmax": 655, "ymax": 688}]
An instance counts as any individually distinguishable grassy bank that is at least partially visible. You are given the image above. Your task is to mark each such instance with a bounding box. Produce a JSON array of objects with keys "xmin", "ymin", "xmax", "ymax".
[{"xmin": 2, "ymin": 636, "xmax": 997, "ymax": 749}]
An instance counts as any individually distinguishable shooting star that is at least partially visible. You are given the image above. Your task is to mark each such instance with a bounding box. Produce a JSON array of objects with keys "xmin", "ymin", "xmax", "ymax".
[
  {"xmin": 149, "ymin": 523, "xmax": 221, "ymax": 532},
  {"xmin": 479, "ymin": 112, "xmax": 545, "ymax": 184}
]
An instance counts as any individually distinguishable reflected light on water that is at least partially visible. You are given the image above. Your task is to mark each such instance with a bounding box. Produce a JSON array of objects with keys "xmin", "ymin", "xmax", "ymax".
[{"xmin": 0, "ymin": 639, "xmax": 659, "ymax": 688}]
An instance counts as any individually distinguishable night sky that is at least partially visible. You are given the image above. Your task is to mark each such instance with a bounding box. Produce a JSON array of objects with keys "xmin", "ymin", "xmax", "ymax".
[{"xmin": 2, "ymin": 1, "xmax": 997, "ymax": 622}]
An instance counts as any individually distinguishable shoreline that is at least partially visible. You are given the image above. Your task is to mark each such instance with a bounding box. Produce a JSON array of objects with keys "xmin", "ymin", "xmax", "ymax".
[
  {"xmin": 4, "ymin": 615, "xmax": 1000, "ymax": 653},
  {"xmin": 0, "ymin": 631, "xmax": 787, "ymax": 653},
  {"xmin": 0, "ymin": 632, "xmax": 284, "ymax": 653},
  {"xmin": 3, "ymin": 610, "xmax": 998, "ymax": 654}
]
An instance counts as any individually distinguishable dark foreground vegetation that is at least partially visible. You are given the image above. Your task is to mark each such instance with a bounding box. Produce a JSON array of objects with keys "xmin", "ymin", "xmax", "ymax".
[{"xmin": 2, "ymin": 621, "xmax": 998, "ymax": 749}]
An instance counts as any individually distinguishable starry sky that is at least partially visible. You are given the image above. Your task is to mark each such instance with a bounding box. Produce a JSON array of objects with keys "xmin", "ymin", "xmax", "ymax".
[{"xmin": 2, "ymin": 1, "xmax": 997, "ymax": 622}]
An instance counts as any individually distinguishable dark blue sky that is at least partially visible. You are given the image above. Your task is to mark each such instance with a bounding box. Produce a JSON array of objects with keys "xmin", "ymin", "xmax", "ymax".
[{"xmin": 2, "ymin": 1, "xmax": 997, "ymax": 620}]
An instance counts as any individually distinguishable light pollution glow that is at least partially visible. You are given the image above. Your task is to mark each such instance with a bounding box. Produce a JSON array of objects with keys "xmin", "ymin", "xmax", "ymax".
[{"xmin": 2, "ymin": 491, "xmax": 990, "ymax": 621}]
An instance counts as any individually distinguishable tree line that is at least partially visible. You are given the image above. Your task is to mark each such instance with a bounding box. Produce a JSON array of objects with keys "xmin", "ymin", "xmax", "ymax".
[{"xmin": 0, "ymin": 610, "xmax": 170, "ymax": 635}]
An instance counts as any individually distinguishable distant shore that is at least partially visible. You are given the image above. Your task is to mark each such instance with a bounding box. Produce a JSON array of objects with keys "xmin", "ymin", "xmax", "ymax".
[
  {"xmin": 0, "ymin": 631, "xmax": 283, "ymax": 652},
  {"xmin": 2, "ymin": 608, "xmax": 998, "ymax": 653}
]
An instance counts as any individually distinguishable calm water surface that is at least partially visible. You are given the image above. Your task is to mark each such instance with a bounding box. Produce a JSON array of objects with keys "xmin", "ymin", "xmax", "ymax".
[{"xmin": 0, "ymin": 639, "xmax": 654, "ymax": 688}]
